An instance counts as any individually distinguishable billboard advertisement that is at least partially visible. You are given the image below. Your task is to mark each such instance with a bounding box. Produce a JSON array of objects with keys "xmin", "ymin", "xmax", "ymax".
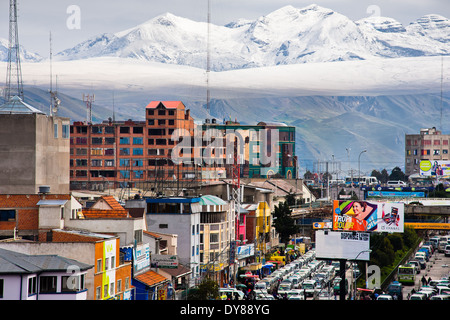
[
  {"xmin": 315, "ymin": 230, "xmax": 370, "ymax": 261},
  {"xmin": 420, "ymin": 160, "xmax": 450, "ymax": 177},
  {"xmin": 333, "ymin": 200, "xmax": 404, "ymax": 233}
]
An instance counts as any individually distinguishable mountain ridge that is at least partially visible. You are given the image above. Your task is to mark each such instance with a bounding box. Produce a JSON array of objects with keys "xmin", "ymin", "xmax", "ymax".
[{"xmin": 49, "ymin": 4, "xmax": 450, "ymax": 71}]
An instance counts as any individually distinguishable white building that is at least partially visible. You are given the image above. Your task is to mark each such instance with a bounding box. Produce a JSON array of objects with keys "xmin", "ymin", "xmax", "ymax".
[
  {"xmin": 0, "ymin": 248, "xmax": 92, "ymax": 300},
  {"xmin": 145, "ymin": 197, "xmax": 201, "ymax": 285}
]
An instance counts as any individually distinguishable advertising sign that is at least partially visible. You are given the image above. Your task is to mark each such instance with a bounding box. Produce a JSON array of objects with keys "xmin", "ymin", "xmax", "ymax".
[
  {"xmin": 333, "ymin": 200, "xmax": 404, "ymax": 233},
  {"xmin": 420, "ymin": 160, "xmax": 450, "ymax": 177},
  {"xmin": 151, "ymin": 254, "xmax": 178, "ymax": 268},
  {"xmin": 236, "ymin": 244, "xmax": 255, "ymax": 260},
  {"xmin": 315, "ymin": 230, "xmax": 370, "ymax": 261},
  {"xmin": 133, "ymin": 243, "xmax": 150, "ymax": 273}
]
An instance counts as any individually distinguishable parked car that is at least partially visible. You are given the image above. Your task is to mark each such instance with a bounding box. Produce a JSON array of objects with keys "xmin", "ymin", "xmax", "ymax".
[
  {"xmin": 409, "ymin": 293, "xmax": 427, "ymax": 300},
  {"xmin": 377, "ymin": 294, "xmax": 393, "ymax": 300}
]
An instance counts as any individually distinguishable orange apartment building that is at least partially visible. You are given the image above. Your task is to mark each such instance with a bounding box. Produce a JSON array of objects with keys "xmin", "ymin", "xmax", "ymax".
[{"xmin": 70, "ymin": 101, "xmax": 225, "ymax": 192}]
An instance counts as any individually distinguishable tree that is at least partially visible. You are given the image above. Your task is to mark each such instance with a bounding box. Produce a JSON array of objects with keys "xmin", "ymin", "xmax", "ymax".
[
  {"xmin": 389, "ymin": 167, "xmax": 406, "ymax": 181},
  {"xmin": 188, "ymin": 278, "xmax": 219, "ymax": 300},
  {"xmin": 273, "ymin": 201, "xmax": 300, "ymax": 247},
  {"xmin": 380, "ymin": 169, "xmax": 389, "ymax": 183}
]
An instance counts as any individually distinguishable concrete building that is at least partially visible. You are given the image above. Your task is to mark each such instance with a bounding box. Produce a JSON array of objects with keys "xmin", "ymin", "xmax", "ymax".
[
  {"xmin": 145, "ymin": 197, "xmax": 202, "ymax": 285},
  {"xmin": 69, "ymin": 101, "xmax": 223, "ymax": 192},
  {"xmin": 405, "ymin": 127, "xmax": 450, "ymax": 176},
  {"xmin": 0, "ymin": 96, "xmax": 70, "ymax": 194}
]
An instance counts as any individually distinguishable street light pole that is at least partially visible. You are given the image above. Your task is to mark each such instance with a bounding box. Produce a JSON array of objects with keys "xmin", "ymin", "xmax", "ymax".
[{"xmin": 358, "ymin": 150, "xmax": 367, "ymax": 199}]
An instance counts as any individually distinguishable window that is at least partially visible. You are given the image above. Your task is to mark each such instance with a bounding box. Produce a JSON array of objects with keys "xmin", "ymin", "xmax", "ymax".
[
  {"xmin": 133, "ymin": 148, "xmax": 143, "ymax": 155},
  {"xmin": 0, "ymin": 210, "xmax": 15, "ymax": 222},
  {"xmin": 62, "ymin": 276, "xmax": 77, "ymax": 292},
  {"xmin": 91, "ymin": 148, "xmax": 103, "ymax": 156},
  {"xmin": 158, "ymin": 119, "xmax": 166, "ymax": 125},
  {"xmin": 210, "ymin": 233, "xmax": 219, "ymax": 243},
  {"xmin": 39, "ymin": 276, "xmax": 57, "ymax": 293},
  {"xmin": 54, "ymin": 123, "xmax": 58, "ymax": 138},
  {"xmin": 92, "ymin": 137, "xmax": 102, "ymax": 144},
  {"xmin": 120, "ymin": 127, "xmax": 130, "ymax": 134},
  {"xmin": 120, "ymin": 171, "xmax": 130, "ymax": 179},
  {"xmin": 133, "ymin": 127, "xmax": 143, "ymax": 134},
  {"xmin": 135, "ymin": 230, "xmax": 143, "ymax": 243},
  {"xmin": 97, "ymin": 259, "xmax": 102, "ymax": 272},
  {"xmin": 28, "ymin": 276, "xmax": 37, "ymax": 295},
  {"xmin": 62, "ymin": 124, "xmax": 70, "ymax": 138},
  {"xmin": 134, "ymin": 170, "xmax": 143, "ymax": 178},
  {"xmin": 92, "ymin": 126, "xmax": 102, "ymax": 134},
  {"xmin": 120, "ymin": 137, "xmax": 130, "ymax": 144},
  {"xmin": 159, "ymin": 224, "xmax": 168, "ymax": 229},
  {"xmin": 105, "ymin": 126, "xmax": 115, "ymax": 134},
  {"xmin": 96, "ymin": 286, "xmax": 101, "ymax": 300},
  {"xmin": 0, "ymin": 279, "xmax": 3, "ymax": 298},
  {"xmin": 105, "ymin": 159, "xmax": 115, "ymax": 167},
  {"xmin": 117, "ymin": 279, "xmax": 122, "ymax": 293},
  {"xmin": 120, "ymin": 159, "xmax": 130, "ymax": 167},
  {"xmin": 105, "ymin": 257, "xmax": 110, "ymax": 270},
  {"xmin": 104, "ymin": 284, "xmax": 108, "ymax": 298},
  {"xmin": 120, "ymin": 148, "xmax": 130, "ymax": 155},
  {"xmin": 111, "ymin": 256, "xmax": 116, "ymax": 269},
  {"xmin": 133, "ymin": 137, "xmax": 143, "ymax": 145},
  {"xmin": 105, "ymin": 137, "xmax": 115, "ymax": 144},
  {"xmin": 110, "ymin": 282, "xmax": 115, "ymax": 297}
]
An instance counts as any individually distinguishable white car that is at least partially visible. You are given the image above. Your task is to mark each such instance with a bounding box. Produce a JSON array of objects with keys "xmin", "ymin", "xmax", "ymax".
[
  {"xmin": 387, "ymin": 180, "xmax": 407, "ymax": 187},
  {"xmin": 377, "ymin": 294, "xmax": 393, "ymax": 300}
]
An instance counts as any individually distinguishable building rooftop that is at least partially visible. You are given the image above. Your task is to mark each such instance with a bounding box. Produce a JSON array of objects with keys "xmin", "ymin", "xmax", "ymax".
[
  {"xmin": 0, "ymin": 96, "xmax": 45, "ymax": 115},
  {"xmin": 0, "ymin": 248, "xmax": 93, "ymax": 274}
]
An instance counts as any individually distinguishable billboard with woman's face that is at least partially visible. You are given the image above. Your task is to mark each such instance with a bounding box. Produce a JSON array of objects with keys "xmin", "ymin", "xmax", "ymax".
[{"xmin": 332, "ymin": 200, "xmax": 404, "ymax": 233}]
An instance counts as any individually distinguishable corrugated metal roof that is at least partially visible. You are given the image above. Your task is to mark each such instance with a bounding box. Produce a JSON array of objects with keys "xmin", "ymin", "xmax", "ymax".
[
  {"xmin": 198, "ymin": 195, "xmax": 227, "ymax": 206},
  {"xmin": 0, "ymin": 96, "xmax": 45, "ymax": 114},
  {"xmin": 0, "ymin": 248, "xmax": 93, "ymax": 274},
  {"xmin": 37, "ymin": 200, "xmax": 68, "ymax": 206}
]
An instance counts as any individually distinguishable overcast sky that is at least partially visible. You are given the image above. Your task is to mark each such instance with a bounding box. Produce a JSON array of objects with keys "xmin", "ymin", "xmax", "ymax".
[{"xmin": 1, "ymin": 0, "xmax": 449, "ymax": 57}]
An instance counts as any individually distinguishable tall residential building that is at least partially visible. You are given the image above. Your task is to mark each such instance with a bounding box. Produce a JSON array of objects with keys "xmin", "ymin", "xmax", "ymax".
[
  {"xmin": 0, "ymin": 96, "xmax": 70, "ymax": 194},
  {"xmin": 201, "ymin": 120, "xmax": 297, "ymax": 179},
  {"xmin": 70, "ymin": 101, "xmax": 297, "ymax": 193},
  {"xmin": 405, "ymin": 127, "xmax": 450, "ymax": 176},
  {"xmin": 70, "ymin": 101, "xmax": 222, "ymax": 191}
]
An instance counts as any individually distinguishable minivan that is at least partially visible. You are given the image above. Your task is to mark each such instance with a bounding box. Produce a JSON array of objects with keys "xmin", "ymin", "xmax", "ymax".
[
  {"xmin": 445, "ymin": 245, "xmax": 450, "ymax": 257},
  {"xmin": 387, "ymin": 180, "xmax": 407, "ymax": 187}
]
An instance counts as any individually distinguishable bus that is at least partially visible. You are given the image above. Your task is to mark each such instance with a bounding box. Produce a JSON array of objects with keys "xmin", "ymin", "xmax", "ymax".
[
  {"xmin": 359, "ymin": 176, "xmax": 379, "ymax": 186},
  {"xmin": 397, "ymin": 264, "xmax": 416, "ymax": 285},
  {"xmin": 345, "ymin": 176, "xmax": 379, "ymax": 187}
]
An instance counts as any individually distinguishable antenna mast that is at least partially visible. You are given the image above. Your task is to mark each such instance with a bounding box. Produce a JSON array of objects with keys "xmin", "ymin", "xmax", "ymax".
[
  {"xmin": 83, "ymin": 94, "xmax": 95, "ymax": 124},
  {"xmin": 49, "ymin": 32, "xmax": 60, "ymax": 116},
  {"xmin": 206, "ymin": 0, "xmax": 211, "ymax": 115},
  {"xmin": 4, "ymin": 0, "xmax": 24, "ymax": 101}
]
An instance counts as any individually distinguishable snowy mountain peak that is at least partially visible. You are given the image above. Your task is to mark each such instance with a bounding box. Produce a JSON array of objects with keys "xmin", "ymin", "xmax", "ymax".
[
  {"xmin": 357, "ymin": 16, "xmax": 406, "ymax": 33},
  {"xmin": 53, "ymin": 5, "xmax": 450, "ymax": 71},
  {"xmin": 0, "ymin": 38, "xmax": 43, "ymax": 62}
]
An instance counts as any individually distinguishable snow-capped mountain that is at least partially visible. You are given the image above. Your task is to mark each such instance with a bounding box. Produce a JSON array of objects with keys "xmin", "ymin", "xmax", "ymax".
[
  {"xmin": 0, "ymin": 38, "xmax": 43, "ymax": 62},
  {"xmin": 55, "ymin": 4, "xmax": 450, "ymax": 71}
]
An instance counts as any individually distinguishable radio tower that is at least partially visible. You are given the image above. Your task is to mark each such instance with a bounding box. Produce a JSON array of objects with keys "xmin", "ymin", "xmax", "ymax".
[
  {"xmin": 83, "ymin": 94, "xmax": 95, "ymax": 124},
  {"xmin": 231, "ymin": 137, "xmax": 241, "ymax": 242},
  {"xmin": 4, "ymin": 0, "xmax": 24, "ymax": 101}
]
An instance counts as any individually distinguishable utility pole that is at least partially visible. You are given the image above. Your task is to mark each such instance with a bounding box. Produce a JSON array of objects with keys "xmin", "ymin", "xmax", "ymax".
[{"xmin": 4, "ymin": 0, "xmax": 24, "ymax": 101}]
